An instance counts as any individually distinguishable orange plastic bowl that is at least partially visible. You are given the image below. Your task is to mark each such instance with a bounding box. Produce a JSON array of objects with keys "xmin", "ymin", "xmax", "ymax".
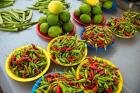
[
  {"xmin": 76, "ymin": 57, "xmax": 123, "ymax": 93},
  {"xmin": 47, "ymin": 36, "xmax": 88, "ymax": 66},
  {"xmin": 5, "ymin": 45, "xmax": 50, "ymax": 82}
]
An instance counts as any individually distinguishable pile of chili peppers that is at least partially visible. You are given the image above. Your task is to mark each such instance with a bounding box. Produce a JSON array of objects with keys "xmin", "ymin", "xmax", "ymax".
[
  {"xmin": 107, "ymin": 17, "xmax": 137, "ymax": 38},
  {"xmin": 50, "ymin": 35, "xmax": 86, "ymax": 66},
  {"xmin": 10, "ymin": 44, "xmax": 47, "ymax": 78},
  {"xmin": 82, "ymin": 25, "xmax": 115, "ymax": 51},
  {"xmin": 123, "ymin": 10, "xmax": 140, "ymax": 29},
  {"xmin": 35, "ymin": 68, "xmax": 84, "ymax": 93},
  {"xmin": 76, "ymin": 57, "xmax": 120, "ymax": 93}
]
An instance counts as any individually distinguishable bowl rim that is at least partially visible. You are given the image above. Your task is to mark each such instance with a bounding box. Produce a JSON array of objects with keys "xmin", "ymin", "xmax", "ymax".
[
  {"xmin": 76, "ymin": 57, "xmax": 123, "ymax": 93},
  {"xmin": 72, "ymin": 12, "xmax": 106, "ymax": 27},
  {"xmin": 47, "ymin": 35, "xmax": 88, "ymax": 66},
  {"xmin": 5, "ymin": 45, "xmax": 50, "ymax": 82},
  {"xmin": 80, "ymin": 27, "xmax": 115, "ymax": 51},
  {"xmin": 36, "ymin": 22, "xmax": 76, "ymax": 41},
  {"xmin": 31, "ymin": 72, "xmax": 62, "ymax": 93}
]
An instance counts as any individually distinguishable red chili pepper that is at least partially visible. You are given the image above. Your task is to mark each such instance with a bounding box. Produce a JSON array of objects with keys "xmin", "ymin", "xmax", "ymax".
[
  {"xmin": 106, "ymin": 87, "xmax": 113, "ymax": 93},
  {"xmin": 68, "ymin": 81, "xmax": 74, "ymax": 86},
  {"xmin": 87, "ymin": 57, "xmax": 94, "ymax": 63},
  {"xmin": 51, "ymin": 54, "xmax": 56, "ymax": 60},
  {"xmin": 31, "ymin": 44, "xmax": 38, "ymax": 50},
  {"xmin": 11, "ymin": 55, "xmax": 16, "ymax": 63},
  {"xmin": 67, "ymin": 56, "xmax": 76, "ymax": 62},
  {"xmin": 79, "ymin": 74, "xmax": 83, "ymax": 79},
  {"xmin": 82, "ymin": 32, "xmax": 88, "ymax": 39},
  {"xmin": 53, "ymin": 73, "xmax": 59, "ymax": 78},
  {"xmin": 89, "ymin": 32, "xmax": 94, "ymax": 37},
  {"xmin": 90, "ymin": 70, "xmax": 94, "ymax": 78},
  {"xmin": 82, "ymin": 63, "xmax": 87, "ymax": 67},
  {"xmin": 99, "ymin": 70, "xmax": 104, "ymax": 75},
  {"xmin": 85, "ymin": 85, "xmax": 95, "ymax": 90},
  {"xmin": 16, "ymin": 57, "xmax": 28, "ymax": 63},
  {"xmin": 28, "ymin": 57, "xmax": 32, "ymax": 62},
  {"xmin": 92, "ymin": 85, "xmax": 98, "ymax": 92},
  {"xmin": 51, "ymin": 46, "xmax": 59, "ymax": 51},
  {"xmin": 56, "ymin": 86, "xmax": 62, "ymax": 93},
  {"xmin": 22, "ymin": 73, "xmax": 26, "ymax": 78},
  {"xmin": 101, "ymin": 63, "xmax": 107, "ymax": 67},
  {"xmin": 89, "ymin": 63, "xmax": 97, "ymax": 70},
  {"xmin": 97, "ymin": 33, "xmax": 104, "ymax": 37},
  {"xmin": 65, "ymin": 47, "xmax": 73, "ymax": 52},
  {"xmin": 46, "ymin": 77, "xmax": 52, "ymax": 82},
  {"xmin": 34, "ymin": 52, "xmax": 40, "ymax": 57}
]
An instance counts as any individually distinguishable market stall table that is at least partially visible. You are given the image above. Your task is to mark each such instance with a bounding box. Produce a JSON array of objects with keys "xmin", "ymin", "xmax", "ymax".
[{"xmin": 0, "ymin": 0, "xmax": 140, "ymax": 93}]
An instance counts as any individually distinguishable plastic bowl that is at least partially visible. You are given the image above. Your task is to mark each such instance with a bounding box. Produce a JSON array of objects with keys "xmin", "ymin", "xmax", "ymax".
[
  {"xmin": 36, "ymin": 23, "xmax": 76, "ymax": 41},
  {"xmin": 5, "ymin": 45, "xmax": 50, "ymax": 82},
  {"xmin": 31, "ymin": 72, "xmax": 57, "ymax": 93},
  {"xmin": 76, "ymin": 57, "xmax": 123, "ymax": 93},
  {"xmin": 80, "ymin": 28, "xmax": 115, "ymax": 51},
  {"xmin": 47, "ymin": 36, "xmax": 88, "ymax": 66},
  {"xmin": 73, "ymin": 12, "xmax": 106, "ymax": 26},
  {"xmin": 103, "ymin": 1, "xmax": 117, "ymax": 13}
]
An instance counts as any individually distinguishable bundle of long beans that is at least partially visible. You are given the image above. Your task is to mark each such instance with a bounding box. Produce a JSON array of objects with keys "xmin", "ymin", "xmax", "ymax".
[
  {"xmin": 0, "ymin": 9, "xmax": 37, "ymax": 32},
  {"xmin": 29, "ymin": 0, "xmax": 70, "ymax": 14},
  {"xmin": 0, "ymin": 0, "xmax": 15, "ymax": 8}
]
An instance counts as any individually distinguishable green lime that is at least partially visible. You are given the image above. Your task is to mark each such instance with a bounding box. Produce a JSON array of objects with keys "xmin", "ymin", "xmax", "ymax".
[
  {"xmin": 92, "ymin": 6, "xmax": 102, "ymax": 14},
  {"xmin": 93, "ymin": 14, "xmax": 103, "ymax": 24},
  {"xmin": 80, "ymin": 14, "xmax": 91, "ymax": 24},
  {"xmin": 38, "ymin": 16, "xmax": 47, "ymax": 24},
  {"xmin": 40, "ymin": 23, "xmax": 49, "ymax": 33},
  {"xmin": 60, "ymin": 10, "xmax": 70, "ymax": 23},
  {"xmin": 63, "ymin": 22, "xmax": 74, "ymax": 33},
  {"xmin": 48, "ymin": 26, "xmax": 62, "ymax": 37},
  {"xmin": 103, "ymin": 1, "xmax": 113, "ymax": 9},
  {"xmin": 47, "ymin": 14, "xmax": 59, "ymax": 25},
  {"xmin": 80, "ymin": 4, "xmax": 91, "ymax": 14}
]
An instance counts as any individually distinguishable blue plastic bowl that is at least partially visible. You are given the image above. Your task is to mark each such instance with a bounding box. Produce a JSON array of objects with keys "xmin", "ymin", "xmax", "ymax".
[
  {"xmin": 102, "ymin": 1, "xmax": 117, "ymax": 13},
  {"xmin": 80, "ymin": 28, "xmax": 115, "ymax": 51},
  {"xmin": 31, "ymin": 72, "xmax": 62, "ymax": 93}
]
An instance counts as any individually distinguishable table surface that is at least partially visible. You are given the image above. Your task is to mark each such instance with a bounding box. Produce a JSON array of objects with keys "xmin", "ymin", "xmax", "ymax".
[{"xmin": 0, "ymin": 0, "xmax": 140, "ymax": 93}]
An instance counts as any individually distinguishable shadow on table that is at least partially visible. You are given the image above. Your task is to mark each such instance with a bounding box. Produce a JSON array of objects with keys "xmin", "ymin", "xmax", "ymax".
[
  {"xmin": 87, "ymin": 46, "xmax": 116, "ymax": 59},
  {"xmin": 116, "ymin": 36, "xmax": 138, "ymax": 46},
  {"xmin": 0, "ymin": 86, "xmax": 3, "ymax": 93}
]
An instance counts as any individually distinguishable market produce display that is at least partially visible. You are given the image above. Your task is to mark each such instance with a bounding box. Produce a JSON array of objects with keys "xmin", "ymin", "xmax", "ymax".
[
  {"xmin": 73, "ymin": 3, "xmax": 105, "ymax": 26},
  {"xmin": 123, "ymin": 10, "xmax": 140, "ymax": 29},
  {"xmin": 5, "ymin": 44, "xmax": 50, "ymax": 82},
  {"xmin": 33, "ymin": 69, "xmax": 84, "ymax": 93},
  {"xmin": 2, "ymin": 0, "xmax": 140, "ymax": 92},
  {"xmin": 37, "ymin": 1, "xmax": 75, "ymax": 40},
  {"xmin": 76, "ymin": 57, "xmax": 123, "ymax": 93},
  {"xmin": 0, "ymin": 9, "xmax": 37, "ymax": 32},
  {"xmin": 47, "ymin": 35, "xmax": 87, "ymax": 66},
  {"xmin": 0, "ymin": 0, "xmax": 15, "ymax": 8},
  {"xmin": 81, "ymin": 25, "xmax": 115, "ymax": 51},
  {"xmin": 29, "ymin": 0, "xmax": 69, "ymax": 14},
  {"xmin": 107, "ymin": 17, "xmax": 137, "ymax": 38}
]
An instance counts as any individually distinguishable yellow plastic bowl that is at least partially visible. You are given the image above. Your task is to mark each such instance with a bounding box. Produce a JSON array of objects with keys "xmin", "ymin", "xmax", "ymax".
[
  {"xmin": 5, "ymin": 45, "xmax": 50, "ymax": 82},
  {"xmin": 47, "ymin": 36, "xmax": 87, "ymax": 66},
  {"xmin": 76, "ymin": 57, "xmax": 123, "ymax": 93}
]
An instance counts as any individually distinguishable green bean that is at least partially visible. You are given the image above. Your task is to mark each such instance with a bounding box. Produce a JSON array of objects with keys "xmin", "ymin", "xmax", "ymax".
[
  {"xmin": 0, "ymin": 9, "xmax": 37, "ymax": 32},
  {"xmin": 28, "ymin": 0, "xmax": 69, "ymax": 14}
]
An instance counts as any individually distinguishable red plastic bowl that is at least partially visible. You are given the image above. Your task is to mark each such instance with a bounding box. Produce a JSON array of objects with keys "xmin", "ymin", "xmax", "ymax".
[
  {"xmin": 73, "ymin": 12, "xmax": 106, "ymax": 27},
  {"xmin": 36, "ymin": 23, "xmax": 76, "ymax": 41}
]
